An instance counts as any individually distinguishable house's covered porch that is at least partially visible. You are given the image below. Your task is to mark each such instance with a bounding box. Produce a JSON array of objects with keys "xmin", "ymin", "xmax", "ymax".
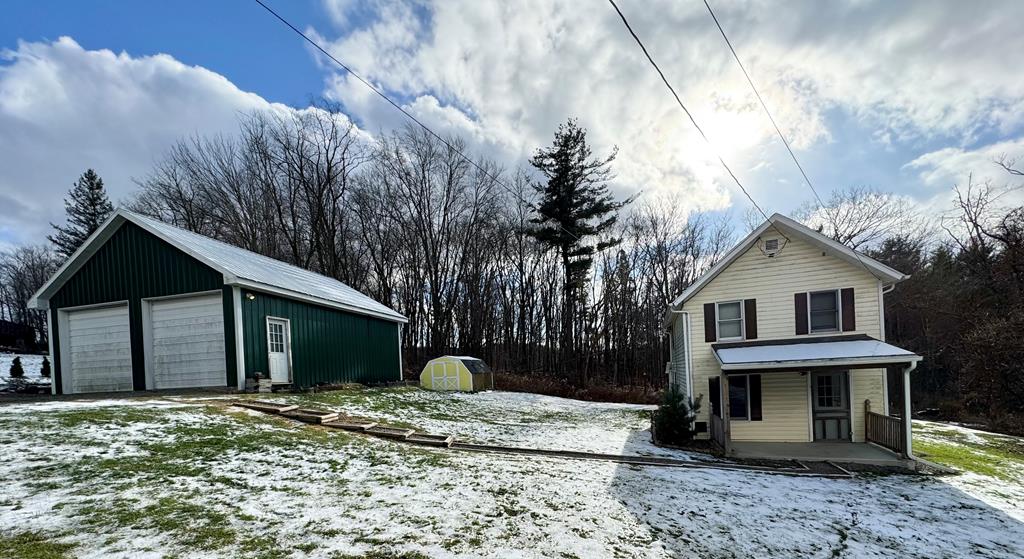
[
  {"xmin": 708, "ymin": 334, "xmax": 922, "ymax": 464},
  {"xmin": 730, "ymin": 441, "xmax": 904, "ymax": 465}
]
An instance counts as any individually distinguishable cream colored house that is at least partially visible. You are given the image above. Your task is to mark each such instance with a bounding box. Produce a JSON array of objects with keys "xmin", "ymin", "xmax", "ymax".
[{"xmin": 665, "ymin": 214, "xmax": 922, "ymax": 463}]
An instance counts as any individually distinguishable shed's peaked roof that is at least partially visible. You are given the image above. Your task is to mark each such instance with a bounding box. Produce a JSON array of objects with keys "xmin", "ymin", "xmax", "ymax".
[
  {"xmin": 29, "ymin": 210, "xmax": 406, "ymax": 323},
  {"xmin": 668, "ymin": 213, "xmax": 908, "ymax": 310}
]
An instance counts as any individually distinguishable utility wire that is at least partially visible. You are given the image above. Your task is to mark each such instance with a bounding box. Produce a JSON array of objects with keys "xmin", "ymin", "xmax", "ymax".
[
  {"xmin": 701, "ymin": 0, "xmax": 825, "ymax": 210},
  {"xmin": 252, "ymin": 0, "xmax": 580, "ymax": 241},
  {"xmin": 702, "ymin": 0, "xmax": 886, "ymax": 278},
  {"xmin": 606, "ymin": 0, "xmax": 788, "ymax": 242}
]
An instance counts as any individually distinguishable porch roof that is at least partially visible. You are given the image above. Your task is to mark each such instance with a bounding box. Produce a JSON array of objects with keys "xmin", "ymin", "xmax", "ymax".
[{"xmin": 712, "ymin": 334, "xmax": 922, "ymax": 372}]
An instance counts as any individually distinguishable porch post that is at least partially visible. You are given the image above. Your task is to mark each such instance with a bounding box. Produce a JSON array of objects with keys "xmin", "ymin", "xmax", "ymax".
[
  {"xmin": 902, "ymin": 363, "xmax": 917, "ymax": 459},
  {"xmin": 721, "ymin": 371, "xmax": 731, "ymax": 456}
]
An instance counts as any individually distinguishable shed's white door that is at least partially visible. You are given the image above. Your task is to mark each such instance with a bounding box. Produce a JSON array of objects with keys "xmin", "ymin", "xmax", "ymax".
[
  {"xmin": 150, "ymin": 294, "xmax": 226, "ymax": 389},
  {"xmin": 65, "ymin": 304, "xmax": 133, "ymax": 394},
  {"xmin": 266, "ymin": 318, "xmax": 291, "ymax": 383}
]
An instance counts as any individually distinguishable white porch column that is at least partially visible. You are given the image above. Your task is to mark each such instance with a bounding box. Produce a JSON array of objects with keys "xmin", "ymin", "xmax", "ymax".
[
  {"xmin": 721, "ymin": 371, "xmax": 731, "ymax": 456},
  {"xmin": 902, "ymin": 362, "xmax": 918, "ymax": 458}
]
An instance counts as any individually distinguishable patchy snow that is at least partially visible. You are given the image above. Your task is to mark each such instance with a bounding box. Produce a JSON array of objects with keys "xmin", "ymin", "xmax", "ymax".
[
  {"xmin": 1, "ymin": 393, "xmax": 1023, "ymax": 557},
  {"xmin": 272, "ymin": 388, "xmax": 701, "ymax": 460},
  {"xmin": 0, "ymin": 352, "xmax": 49, "ymax": 386}
]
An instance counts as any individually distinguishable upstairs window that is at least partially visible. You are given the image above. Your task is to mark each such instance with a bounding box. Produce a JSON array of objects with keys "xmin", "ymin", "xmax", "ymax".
[
  {"xmin": 809, "ymin": 290, "xmax": 839, "ymax": 333},
  {"xmin": 716, "ymin": 301, "xmax": 743, "ymax": 340}
]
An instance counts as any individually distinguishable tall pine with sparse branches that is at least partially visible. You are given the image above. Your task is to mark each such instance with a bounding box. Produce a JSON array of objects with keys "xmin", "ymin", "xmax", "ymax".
[
  {"xmin": 48, "ymin": 169, "xmax": 114, "ymax": 259},
  {"xmin": 529, "ymin": 118, "xmax": 632, "ymax": 380}
]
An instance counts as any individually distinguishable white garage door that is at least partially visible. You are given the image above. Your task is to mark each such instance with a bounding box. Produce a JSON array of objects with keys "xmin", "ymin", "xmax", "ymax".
[
  {"xmin": 66, "ymin": 304, "xmax": 133, "ymax": 394},
  {"xmin": 150, "ymin": 294, "xmax": 226, "ymax": 389}
]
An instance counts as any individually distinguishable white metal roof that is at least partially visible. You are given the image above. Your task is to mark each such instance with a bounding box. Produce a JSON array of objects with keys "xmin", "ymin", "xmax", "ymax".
[
  {"xmin": 714, "ymin": 338, "xmax": 921, "ymax": 371},
  {"xmin": 30, "ymin": 210, "xmax": 407, "ymax": 323},
  {"xmin": 668, "ymin": 213, "xmax": 908, "ymax": 312}
]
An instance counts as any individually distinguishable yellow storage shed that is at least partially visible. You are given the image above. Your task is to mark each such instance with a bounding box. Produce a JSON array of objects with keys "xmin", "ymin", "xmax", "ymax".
[{"xmin": 420, "ymin": 356, "xmax": 494, "ymax": 392}]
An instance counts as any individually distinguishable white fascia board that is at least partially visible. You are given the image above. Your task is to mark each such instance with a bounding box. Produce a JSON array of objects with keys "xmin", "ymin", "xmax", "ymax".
[
  {"xmin": 668, "ymin": 219, "xmax": 773, "ymax": 308},
  {"xmin": 28, "ymin": 211, "xmax": 129, "ymax": 309},
  {"xmin": 667, "ymin": 214, "xmax": 907, "ymax": 309},
  {"xmin": 230, "ymin": 278, "xmax": 408, "ymax": 324},
  {"xmin": 718, "ymin": 354, "xmax": 923, "ymax": 371}
]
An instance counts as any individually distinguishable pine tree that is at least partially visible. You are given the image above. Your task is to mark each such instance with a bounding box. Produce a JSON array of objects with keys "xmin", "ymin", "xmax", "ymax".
[
  {"xmin": 9, "ymin": 357, "xmax": 24, "ymax": 378},
  {"xmin": 48, "ymin": 169, "xmax": 114, "ymax": 258},
  {"xmin": 528, "ymin": 119, "xmax": 631, "ymax": 378},
  {"xmin": 40, "ymin": 356, "xmax": 51, "ymax": 378}
]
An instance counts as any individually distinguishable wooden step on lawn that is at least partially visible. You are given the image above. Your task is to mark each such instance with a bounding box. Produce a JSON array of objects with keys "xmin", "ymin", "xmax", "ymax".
[
  {"xmin": 365, "ymin": 426, "xmax": 416, "ymax": 440},
  {"xmin": 281, "ymin": 408, "xmax": 340, "ymax": 424},
  {"xmin": 234, "ymin": 400, "xmax": 299, "ymax": 414},
  {"xmin": 406, "ymin": 433, "xmax": 455, "ymax": 448},
  {"xmin": 322, "ymin": 420, "xmax": 378, "ymax": 432}
]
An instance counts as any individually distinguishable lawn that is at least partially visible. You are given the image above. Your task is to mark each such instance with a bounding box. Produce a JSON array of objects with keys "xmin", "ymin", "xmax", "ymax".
[{"xmin": 1, "ymin": 388, "xmax": 1022, "ymax": 558}]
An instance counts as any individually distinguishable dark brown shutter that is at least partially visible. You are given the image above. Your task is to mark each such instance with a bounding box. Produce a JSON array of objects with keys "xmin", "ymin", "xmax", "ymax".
[
  {"xmin": 703, "ymin": 303, "xmax": 717, "ymax": 342},
  {"xmin": 794, "ymin": 292, "xmax": 809, "ymax": 335},
  {"xmin": 743, "ymin": 299, "xmax": 757, "ymax": 340},
  {"xmin": 841, "ymin": 287, "xmax": 856, "ymax": 331},
  {"xmin": 749, "ymin": 374, "xmax": 762, "ymax": 421},
  {"xmin": 709, "ymin": 377, "xmax": 721, "ymax": 417}
]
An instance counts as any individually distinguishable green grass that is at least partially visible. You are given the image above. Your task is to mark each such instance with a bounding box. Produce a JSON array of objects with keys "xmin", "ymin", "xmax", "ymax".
[
  {"xmin": 0, "ymin": 532, "xmax": 76, "ymax": 559},
  {"xmin": 914, "ymin": 422, "xmax": 1024, "ymax": 481}
]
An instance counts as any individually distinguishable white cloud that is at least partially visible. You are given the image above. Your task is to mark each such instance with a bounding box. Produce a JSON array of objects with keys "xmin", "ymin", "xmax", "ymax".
[
  {"xmin": 314, "ymin": 0, "xmax": 1024, "ymax": 215},
  {"xmin": 0, "ymin": 37, "xmax": 291, "ymax": 246}
]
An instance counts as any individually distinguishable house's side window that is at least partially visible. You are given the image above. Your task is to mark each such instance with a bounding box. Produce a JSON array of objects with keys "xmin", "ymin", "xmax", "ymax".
[
  {"xmin": 727, "ymin": 375, "xmax": 749, "ymax": 419},
  {"xmin": 716, "ymin": 301, "xmax": 744, "ymax": 340},
  {"xmin": 809, "ymin": 290, "xmax": 840, "ymax": 333}
]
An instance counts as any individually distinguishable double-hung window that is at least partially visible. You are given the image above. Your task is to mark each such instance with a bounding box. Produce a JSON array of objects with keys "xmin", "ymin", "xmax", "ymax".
[
  {"xmin": 809, "ymin": 290, "xmax": 840, "ymax": 333},
  {"xmin": 716, "ymin": 301, "xmax": 744, "ymax": 340}
]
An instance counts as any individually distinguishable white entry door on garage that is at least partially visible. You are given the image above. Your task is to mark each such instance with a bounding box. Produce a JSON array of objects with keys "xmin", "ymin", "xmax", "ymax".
[
  {"xmin": 149, "ymin": 293, "xmax": 227, "ymax": 389},
  {"xmin": 64, "ymin": 304, "xmax": 133, "ymax": 394}
]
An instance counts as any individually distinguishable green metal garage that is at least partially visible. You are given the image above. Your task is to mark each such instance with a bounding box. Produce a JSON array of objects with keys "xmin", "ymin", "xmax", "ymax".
[{"xmin": 28, "ymin": 210, "xmax": 406, "ymax": 395}]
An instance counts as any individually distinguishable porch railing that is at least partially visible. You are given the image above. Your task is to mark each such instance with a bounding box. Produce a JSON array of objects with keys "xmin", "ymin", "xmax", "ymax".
[
  {"xmin": 709, "ymin": 413, "xmax": 726, "ymax": 449},
  {"xmin": 864, "ymin": 400, "xmax": 905, "ymax": 455}
]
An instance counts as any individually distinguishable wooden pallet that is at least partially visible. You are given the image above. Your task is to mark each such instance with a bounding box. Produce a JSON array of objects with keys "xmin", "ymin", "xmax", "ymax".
[
  {"xmin": 281, "ymin": 408, "xmax": 340, "ymax": 424},
  {"xmin": 233, "ymin": 400, "xmax": 299, "ymax": 414},
  {"xmin": 365, "ymin": 426, "xmax": 416, "ymax": 440},
  {"xmin": 406, "ymin": 433, "xmax": 455, "ymax": 448},
  {"xmin": 322, "ymin": 420, "xmax": 378, "ymax": 432}
]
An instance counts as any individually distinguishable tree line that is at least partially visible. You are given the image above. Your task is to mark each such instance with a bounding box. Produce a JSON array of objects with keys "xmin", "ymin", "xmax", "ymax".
[{"xmin": 2, "ymin": 106, "xmax": 1022, "ymax": 428}]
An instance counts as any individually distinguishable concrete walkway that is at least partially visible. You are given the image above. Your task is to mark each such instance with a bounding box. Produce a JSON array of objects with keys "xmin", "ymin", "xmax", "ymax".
[{"xmin": 730, "ymin": 441, "xmax": 905, "ymax": 465}]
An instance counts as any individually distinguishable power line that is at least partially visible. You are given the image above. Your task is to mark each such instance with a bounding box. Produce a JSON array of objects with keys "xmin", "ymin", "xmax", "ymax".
[
  {"xmin": 251, "ymin": 0, "xmax": 580, "ymax": 241},
  {"xmin": 702, "ymin": 0, "xmax": 886, "ymax": 279},
  {"xmin": 606, "ymin": 0, "xmax": 788, "ymax": 242},
  {"xmin": 701, "ymin": 0, "xmax": 825, "ymax": 210}
]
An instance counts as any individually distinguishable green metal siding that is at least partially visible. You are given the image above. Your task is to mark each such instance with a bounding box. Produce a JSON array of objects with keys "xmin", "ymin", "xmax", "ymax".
[
  {"xmin": 49, "ymin": 222, "xmax": 230, "ymax": 392},
  {"xmin": 240, "ymin": 291, "xmax": 400, "ymax": 386}
]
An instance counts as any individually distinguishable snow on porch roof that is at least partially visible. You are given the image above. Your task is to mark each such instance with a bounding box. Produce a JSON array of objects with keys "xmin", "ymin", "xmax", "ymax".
[{"xmin": 712, "ymin": 335, "xmax": 922, "ymax": 371}]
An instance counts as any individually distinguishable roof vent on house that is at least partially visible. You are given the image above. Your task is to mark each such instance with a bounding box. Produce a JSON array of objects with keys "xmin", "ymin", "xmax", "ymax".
[{"xmin": 764, "ymin": 238, "xmax": 780, "ymax": 257}]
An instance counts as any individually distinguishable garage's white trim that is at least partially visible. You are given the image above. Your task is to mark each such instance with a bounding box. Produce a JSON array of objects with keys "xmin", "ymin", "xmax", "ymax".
[
  {"xmin": 141, "ymin": 299, "xmax": 155, "ymax": 390},
  {"xmin": 396, "ymin": 323, "xmax": 403, "ymax": 382},
  {"xmin": 46, "ymin": 309, "xmax": 55, "ymax": 396},
  {"xmin": 233, "ymin": 286, "xmax": 245, "ymax": 391},
  {"xmin": 234, "ymin": 280, "xmax": 406, "ymax": 324}
]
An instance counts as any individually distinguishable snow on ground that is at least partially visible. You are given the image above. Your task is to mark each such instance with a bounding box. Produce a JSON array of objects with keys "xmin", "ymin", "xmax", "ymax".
[
  {"xmin": 0, "ymin": 352, "xmax": 49, "ymax": 386},
  {"xmin": 1, "ymin": 391, "xmax": 1023, "ymax": 558},
  {"xmin": 270, "ymin": 388, "xmax": 701, "ymax": 460}
]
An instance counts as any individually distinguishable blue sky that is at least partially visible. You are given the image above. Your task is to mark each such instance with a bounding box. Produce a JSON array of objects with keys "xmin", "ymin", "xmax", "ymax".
[{"xmin": 2, "ymin": 0, "xmax": 1023, "ymax": 249}]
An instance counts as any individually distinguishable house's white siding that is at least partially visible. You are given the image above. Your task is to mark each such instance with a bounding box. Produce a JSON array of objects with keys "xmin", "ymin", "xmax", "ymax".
[
  {"xmin": 668, "ymin": 319, "xmax": 688, "ymax": 395},
  {"xmin": 680, "ymin": 232, "xmax": 887, "ymax": 442}
]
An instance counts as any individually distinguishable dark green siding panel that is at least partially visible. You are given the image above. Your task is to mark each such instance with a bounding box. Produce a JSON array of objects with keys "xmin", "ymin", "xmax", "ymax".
[
  {"xmin": 240, "ymin": 291, "xmax": 400, "ymax": 387},
  {"xmin": 222, "ymin": 286, "xmax": 237, "ymax": 388},
  {"xmin": 49, "ymin": 222, "xmax": 224, "ymax": 391}
]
